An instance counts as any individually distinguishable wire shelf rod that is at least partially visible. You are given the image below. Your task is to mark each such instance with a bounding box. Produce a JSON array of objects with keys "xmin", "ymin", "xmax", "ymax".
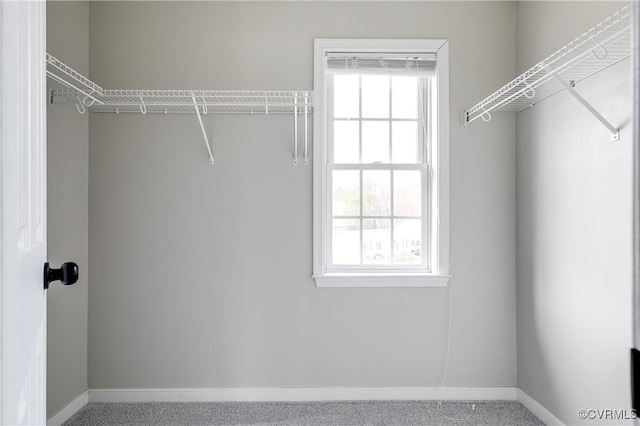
[
  {"xmin": 98, "ymin": 104, "xmax": 312, "ymax": 110},
  {"xmin": 71, "ymin": 109, "xmax": 301, "ymax": 115}
]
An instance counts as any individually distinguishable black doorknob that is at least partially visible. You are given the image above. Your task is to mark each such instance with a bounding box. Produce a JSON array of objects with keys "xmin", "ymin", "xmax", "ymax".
[{"xmin": 44, "ymin": 262, "xmax": 79, "ymax": 290}]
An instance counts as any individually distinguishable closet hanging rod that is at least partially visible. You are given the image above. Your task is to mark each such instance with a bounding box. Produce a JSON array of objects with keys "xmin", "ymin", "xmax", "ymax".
[{"xmin": 462, "ymin": 4, "xmax": 630, "ymax": 139}]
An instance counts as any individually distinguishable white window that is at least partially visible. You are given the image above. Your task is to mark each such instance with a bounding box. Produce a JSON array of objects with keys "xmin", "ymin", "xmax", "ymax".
[{"xmin": 313, "ymin": 39, "xmax": 450, "ymax": 288}]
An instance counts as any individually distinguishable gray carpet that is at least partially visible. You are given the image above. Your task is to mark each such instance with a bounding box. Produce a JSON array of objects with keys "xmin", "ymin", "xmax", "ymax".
[{"xmin": 63, "ymin": 401, "xmax": 544, "ymax": 425}]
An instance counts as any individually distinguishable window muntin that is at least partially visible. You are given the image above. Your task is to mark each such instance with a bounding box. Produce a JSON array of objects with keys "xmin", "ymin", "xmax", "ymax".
[{"xmin": 326, "ymin": 66, "xmax": 432, "ymax": 271}]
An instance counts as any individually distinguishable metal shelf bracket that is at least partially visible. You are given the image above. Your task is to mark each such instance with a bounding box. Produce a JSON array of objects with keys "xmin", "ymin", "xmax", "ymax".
[
  {"xmin": 546, "ymin": 66, "xmax": 620, "ymax": 141},
  {"xmin": 303, "ymin": 92, "xmax": 309, "ymax": 165},
  {"xmin": 192, "ymin": 96, "xmax": 215, "ymax": 164},
  {"xmin": 293, "ymin": 94, "xmax": 298, "ymax": 165}
]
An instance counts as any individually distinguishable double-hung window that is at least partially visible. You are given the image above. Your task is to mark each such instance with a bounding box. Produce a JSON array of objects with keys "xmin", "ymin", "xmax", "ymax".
[{"xmin": 313, "ymin": 39, "xmax": 450, "ymax": 288}]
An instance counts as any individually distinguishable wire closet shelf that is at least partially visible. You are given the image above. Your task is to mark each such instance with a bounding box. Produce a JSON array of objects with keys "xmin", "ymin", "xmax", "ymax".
[
  {"xmin": 50, "ymin": 88, "xmax": 313, "ymax": 115},
  {"xmin": 46, "ymin": 54, "xmax": 313, "ymax": 165},
  {"xmin": 462, "ymin": 4, "xmax": 631, "ymax": 137}
]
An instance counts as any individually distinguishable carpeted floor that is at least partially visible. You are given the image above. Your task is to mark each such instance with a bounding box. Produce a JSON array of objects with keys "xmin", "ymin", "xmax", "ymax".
[{"xmin": 63, "ymin": 401, "xmax": 544, "ymax": 425}]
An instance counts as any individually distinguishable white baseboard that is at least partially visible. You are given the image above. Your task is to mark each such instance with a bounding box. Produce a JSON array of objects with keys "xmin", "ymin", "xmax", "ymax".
[
  {"xmin": 47, "ymin": 391, "xmax": 89, "ymax": 426},
  {"xmin": 517, "ymin": 389, "xmax": 564, "ymax": 426},
  {"xmin": 52, "ymin": 387, "xmax": 561, "ymax": 425},
  {"xmin": 88, "ymin": 386, "xmax": 518, "ymax": 403}
]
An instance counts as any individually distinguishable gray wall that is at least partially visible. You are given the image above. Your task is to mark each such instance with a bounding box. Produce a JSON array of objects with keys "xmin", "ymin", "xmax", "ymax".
[
  {"xmin": 87, "ymin": 1, "xmax": 517, "ymax": 389},
  {"xmin": 515, "ymin": 2, "xmax": 632, "ymax": 424},
  {"xmin": 45, "ymin": 2, "xmax": 637, "ymax": 418},
  {"xmin": 46, "ymin": 1, "xmax": 89, "ymax": 419}
]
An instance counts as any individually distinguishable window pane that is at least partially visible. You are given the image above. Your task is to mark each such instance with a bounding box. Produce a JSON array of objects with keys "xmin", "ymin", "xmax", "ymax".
[
  {"xmin": 362, "ymin": 75, "xmax": 389, "ymax": 118},
  {"xmin": 363, "ymin": 219, "xmax": 391, "ymax": 264},
  {"xmin": 393, "ymin": 219, "xmax": 421, "ymax": 264},
  {"xmin": 333, "ymin": 121, "xmax": 359, "ymax": 163},
  {"xmin": 392, "ymin": 121, "xmax": 419, "ymax": 163},
  {"xmin": 363, "ymin": 170, "xmax": 390, "ymax": 216},
  {"xmin": 392, "ymin": 76, "xmax": 418, "ymax": 119},
  {"xmin": 332, "ymin": 170, "xmax": 360, "ymax": 216},
  {"xmin": 362, "ymin": 122, "xmax": 389, "ymax": 163},
  {"xmin": 394, "ymin": 170, "xmax": 422, "ymax": 216},
  {"xmin": 333, "ymin": 219, "xmax": 361, "ymax": 264},
  {"xmin": 333, "ymin": 75, "xmax": 359, "ymax": 118}
]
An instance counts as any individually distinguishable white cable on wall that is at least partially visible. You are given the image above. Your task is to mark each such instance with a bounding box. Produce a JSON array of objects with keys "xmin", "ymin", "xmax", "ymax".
[{"xmin": 437, "ymin": 267, "xmax": 477, "ymax": 423}]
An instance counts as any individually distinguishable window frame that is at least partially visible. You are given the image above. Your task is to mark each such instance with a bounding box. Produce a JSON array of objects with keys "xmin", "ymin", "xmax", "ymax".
[{"xmin": 313, "ymin": 39, "xmax": 450, "ymax": 288}]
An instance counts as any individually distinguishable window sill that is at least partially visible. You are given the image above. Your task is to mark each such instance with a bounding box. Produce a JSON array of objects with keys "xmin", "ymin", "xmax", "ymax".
[{"xmin": 313, "ymin": 273, "xmax": 450, "ymax": 288}]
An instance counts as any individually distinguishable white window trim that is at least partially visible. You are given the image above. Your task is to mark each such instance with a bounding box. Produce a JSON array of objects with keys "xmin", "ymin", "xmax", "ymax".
[{"xmin": 313, "ymin": 39, "xmax": 450, "ymax": 288}]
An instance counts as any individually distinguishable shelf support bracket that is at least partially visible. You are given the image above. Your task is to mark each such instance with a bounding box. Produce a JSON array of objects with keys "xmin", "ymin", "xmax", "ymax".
[
  {"xmin": 546, "ymin": 67, "xmax": 620, "ymax": 141},
  {"xmin": 303, "ymin": 93, "xmax": 309, "ymax": 165},
  {"xmin": 293, "ymin": 95, "xmax": 298, "ymax": 165},
  {"xmin": 192, "ymin": 96, "xmax": 215, "ymax": 164}
]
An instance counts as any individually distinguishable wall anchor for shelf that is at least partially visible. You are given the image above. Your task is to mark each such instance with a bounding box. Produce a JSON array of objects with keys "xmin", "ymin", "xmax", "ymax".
[
  {"xmin": 481, "ymin": 107, "xmax": 492, "ymax": 122},
  {"xmin": 201, "ymin": 94, "xmax": 208, "ymax": 115},
  {"xmin": 76, "ymin": 96, "xmax": 85, "ymax": 114},
  {"xmin": 461, "ymin": 110, "xmax": 470, "ymax": 129},
  {"xmin": 192, "ymin": 96, "xmax": 215, "ymax": 164},
  {"xmin": 591, "ymin": 37, "xmax": 608, "ymax": 60},
  {"xmin": 523, "ymin": 81, "xmax": 536, "ymax": 99},
  {"xmin": 546, "ymin": 66, "xmax": 620, "ymax": 141}
]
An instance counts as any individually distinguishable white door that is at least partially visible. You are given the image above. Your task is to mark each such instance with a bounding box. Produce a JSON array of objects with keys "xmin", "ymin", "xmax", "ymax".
[{"xmin": 0, "ymin": 1, "xmax": 47, "ymax": 424}]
